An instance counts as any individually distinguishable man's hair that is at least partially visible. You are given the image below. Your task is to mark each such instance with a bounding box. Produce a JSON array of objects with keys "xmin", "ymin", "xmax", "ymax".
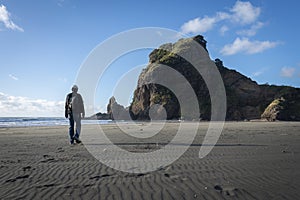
[{"xmin": 72, "ymin": 85, "xmax": 78, "ymax": 90}]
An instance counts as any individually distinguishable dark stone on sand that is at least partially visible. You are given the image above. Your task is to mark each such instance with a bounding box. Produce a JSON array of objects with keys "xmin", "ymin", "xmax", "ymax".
[{"xmin": 214, "ymin": 185, "xmax": 222, "ymax": 191}]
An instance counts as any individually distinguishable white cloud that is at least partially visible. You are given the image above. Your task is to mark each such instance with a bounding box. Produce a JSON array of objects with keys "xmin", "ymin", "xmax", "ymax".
[
  {"xmin": 220, "ymin": 37, "xmax": 279, "ymax": 55},
  {"xmin": 180, "ymin": 1, "xmax": 261, "ymax": 35},
  {"xmin": 280, "ymin": 67, "xmax": 295, "ymax": 78},
  {"xmin": 230, "ymin": 1, "xmax": 261, "ymax": 25},
  {"xmin": 59, "ymin": 77, "xmax": 68, "ymax": 83},
  {"xmin": 0, "ymin": 4, "xmax": 23, "ymax": 32},
  {"xmin": 216, "ymin": 12, "xmax": 231, "ymax": 21},
  {"xmin": 156, "ymin": 31, "xmax": 163, "ymax": 36},
  {"xmin": 181, "ymin": 12, "xmax": 231, "ymax": 34},
  {"xmin": 57, "ymin": 0, "xmax": 65, "ymax": 7},
  {"xmin": 9, "ymin": 74, "xmax": 19, "ymax": 81},
  {"xmin": 220, "ymin": 25, "xmax": 229, "ymax": 35},
  {"xmin": 0, "ymin": 92, "xmax": 64, "ymax": 117},
  {"xmin": 253, "ymin": 71, "xmax": 263, "ymax": 77},
  {"xmin": 252, "ymin": 68, "xmax": 267, "ymax": 77},
  {"xmin": 181, "ymin": 16, "xmax": 218, "ymax": 34},
  {"xmin": 237, "ymin": 21, "xmax": 264, "ymax": 36}
]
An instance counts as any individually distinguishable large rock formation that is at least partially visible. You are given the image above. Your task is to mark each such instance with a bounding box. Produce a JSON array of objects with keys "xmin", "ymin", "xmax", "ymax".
[{"xmin": 128, "ymin": 35, "xmax": 300, "ymax": 121}]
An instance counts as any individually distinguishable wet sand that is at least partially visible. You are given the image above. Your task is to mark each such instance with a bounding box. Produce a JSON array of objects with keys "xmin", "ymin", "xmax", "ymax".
[{"xmin": 0, "ymin": 122, "xmax": 299, "ymax": 199}]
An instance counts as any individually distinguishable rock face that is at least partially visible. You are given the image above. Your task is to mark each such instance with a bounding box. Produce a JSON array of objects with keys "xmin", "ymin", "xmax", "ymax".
[
  {"xmin": 107, "ymin": 97, "xmax": 131, "ymax": 120},
  {"xmin": 88, "ymin": 112, "xmax": 111, "ymax": 120},
  {"xmin": 129, "ymin": 35, "xmax": 300, "ymax": 121},
  {"xmin": 261, "ymin": 93, "xmax": 300, "ymax": 121}
]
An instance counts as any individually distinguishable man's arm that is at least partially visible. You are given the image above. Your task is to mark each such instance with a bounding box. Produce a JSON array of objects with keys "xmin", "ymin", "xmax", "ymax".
[
  {"xmin": 65, "ymin": 94, "xmax": 70, "ymax": 118},
  {"xmin": 79, "ymin": 94, "xmax": 85, "ymax": 118}
]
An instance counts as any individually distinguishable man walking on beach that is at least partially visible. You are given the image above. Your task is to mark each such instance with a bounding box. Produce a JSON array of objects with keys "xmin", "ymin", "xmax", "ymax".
[{"xmin": 65, "ymin": 85, "xmax": 85, "ymax": 145}]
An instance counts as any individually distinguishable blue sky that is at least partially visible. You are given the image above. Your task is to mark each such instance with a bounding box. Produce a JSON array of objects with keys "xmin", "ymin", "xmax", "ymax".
[{"xmin": 0, "ymin": 0, "xmax": 299, "ymax": 117}]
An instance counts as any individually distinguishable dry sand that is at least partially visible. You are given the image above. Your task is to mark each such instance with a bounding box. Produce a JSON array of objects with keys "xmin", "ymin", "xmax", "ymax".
[{"xmin": 0, "ymin": 122, "xmax": 299, "ymax": 199}]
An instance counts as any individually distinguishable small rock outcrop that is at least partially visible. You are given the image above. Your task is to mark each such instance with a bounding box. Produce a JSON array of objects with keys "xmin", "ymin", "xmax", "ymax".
[
  {"xmin": 88, "ymin": 112, "xmax": 111, "ymax": 120},
  {"xmin": 107, "ymin": 97, "xmax": 131, "ymax": 120},
  {"xmin": 261, "ymin": 98, "xmax": 285, "ymax": 121},
  {"xmin": 261, "ymin": 92, "xmax": 300, "ymax": 121}
]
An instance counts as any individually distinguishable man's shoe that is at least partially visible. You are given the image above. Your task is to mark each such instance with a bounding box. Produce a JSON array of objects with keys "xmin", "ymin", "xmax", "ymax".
[{"xmin": 74, "ymin": 138, "xmax": 82, "ymax": 144}]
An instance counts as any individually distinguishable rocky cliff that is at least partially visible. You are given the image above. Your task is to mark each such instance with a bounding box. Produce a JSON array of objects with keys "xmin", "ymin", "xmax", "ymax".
[
  {"xmin": 107, "ymin": 97, "xmax": 131, "ymax": 120},
  {"xmin": 128, "ymin": 35, "xmax": 300, "ymax": 121}
]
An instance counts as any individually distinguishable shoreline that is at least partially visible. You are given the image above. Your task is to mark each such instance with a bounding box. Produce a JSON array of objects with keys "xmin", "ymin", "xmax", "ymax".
[{"xmin": 1, "ymin": 119, "xmax": 299, "ymax": 129}]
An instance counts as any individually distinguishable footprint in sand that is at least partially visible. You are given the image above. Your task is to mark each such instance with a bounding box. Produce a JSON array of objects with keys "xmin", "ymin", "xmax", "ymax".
[
  {"xmin": 214, "ymin": 184, "xmax": 239, "ymax": 196},
  {"xmin": 36, "ymin": 183, "xmax": 57, "ymax": 188},
  {"xmin": 5, "ymin": 175, "xmax": 30, "ymax": 183},
  {"xmin": 22, "ymin": 166, "xmax": 32, "ymax": 171},
  {"xmin": 57, "ymin": 147, "xmax": 65, "ymax": 152},
  {"xmin": 89, "ymin": 174, "xmax": 112, "ymax": 180},
  {"xmin": 40, "ymin": 155, "xmax": 57, "ymax": 163}
]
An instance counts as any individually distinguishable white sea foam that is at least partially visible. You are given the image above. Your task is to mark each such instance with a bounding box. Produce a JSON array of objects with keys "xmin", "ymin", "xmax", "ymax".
[{"xmin": 0, "ymin": 117, "xmax": 112, "ymax": 128}]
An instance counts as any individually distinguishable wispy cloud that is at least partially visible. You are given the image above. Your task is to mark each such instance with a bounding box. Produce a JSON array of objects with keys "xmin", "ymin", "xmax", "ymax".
[
  {"xmin": 237, "ymin": 21, "xmax": 264, "ymax": 36},
  {"xmin": 181, "ymin": 12, "xmax": 231, "ymax": 34},
  {"xmin": 280, "ymin": 67, "xmax": 295, "ymax": 78},
  {"xmin": 180, "ymin": 1, "xmax": 279, "ymax": 55},
  {"xmin": 180, "ymin": 1, "xmax": 260, "ymax": 35},
  {"xmin": 220, "ymin": 37, "xmax": 279, "ymax": 55},
  {"xmin": 230, "ymin": 1, "xmax": 261, "ymax": 25},
  {"xmin": 181, "ymin": 16, "xmax": 218, "ymax": 34},
  {"xmin": 0, "ymin": 92, "xmax": 64, "ymax": 117},
  {"xmin": 0, "ymin": 4, "xmax": 24, "ymax": 32},
  {"xmin": 252, "ymin": 67, "xmax": 268, "ymax": 77},
  {"xmin": 9, "ymin": 74, "xmax": 19, "ymax": 81},
  {"xmin": 57, "ymin": 0, "xmax": 65, "ymax": 7},
  {"xmin": 220, "ymin": 25, "xmax": 229, "ymax": 36},
  {"xmin": 59, "ymin": 77, "xmax": 68, "ymax": 83}
]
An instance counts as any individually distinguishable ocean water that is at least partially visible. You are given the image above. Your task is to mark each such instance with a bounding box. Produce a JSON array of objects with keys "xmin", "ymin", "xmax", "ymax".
[{"xmin": 0, "ymin": 117, "xmax": 112, "ymax": 128}]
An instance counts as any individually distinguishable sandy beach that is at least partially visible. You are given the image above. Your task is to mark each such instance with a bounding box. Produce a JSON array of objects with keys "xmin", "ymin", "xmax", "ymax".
[{"xmin": 0, "ymin": 122, "xmax": 299, "ymax": 199}]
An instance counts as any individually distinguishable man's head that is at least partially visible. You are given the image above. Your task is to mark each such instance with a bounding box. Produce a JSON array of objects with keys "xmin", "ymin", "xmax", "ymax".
[{"xmin": 72, "ymin": 85, "xmax": 78, "ymax": 93}]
